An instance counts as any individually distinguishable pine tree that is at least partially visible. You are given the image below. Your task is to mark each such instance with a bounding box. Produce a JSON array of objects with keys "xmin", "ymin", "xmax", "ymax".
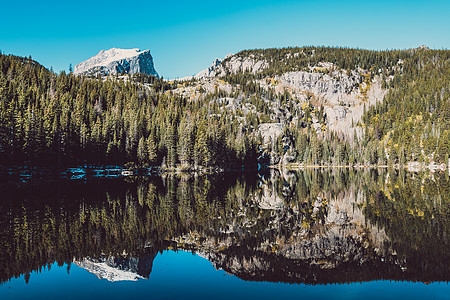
[
  {"xmin": 147, "ymin": 131, "xmax": 158, "ymax": 165},
  {"xmin": 137, "ymin": 136, "xmax": 147, "ymax": 165}
]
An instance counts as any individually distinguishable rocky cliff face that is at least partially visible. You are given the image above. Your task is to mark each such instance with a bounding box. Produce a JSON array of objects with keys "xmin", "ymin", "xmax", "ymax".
[
  {"xmin": 202, "ymin": 54, "xmax": 268, "ymax": 77},
  {"xmin": 175, "ymin": 53, "xmax": 386, "ymax": 146},
  {"xmin": 74, "ymin": 48, "xmax": 158, "ymax": 77},
  {"xmin": 274, "ymin": 66, "xmax": 386, "ymax": 136}
]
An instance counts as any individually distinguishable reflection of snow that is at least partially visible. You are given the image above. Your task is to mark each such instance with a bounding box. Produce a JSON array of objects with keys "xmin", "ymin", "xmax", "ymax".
[{"xmin": 74, "ymin": 258, "xmax": 144, "ymax": 282}]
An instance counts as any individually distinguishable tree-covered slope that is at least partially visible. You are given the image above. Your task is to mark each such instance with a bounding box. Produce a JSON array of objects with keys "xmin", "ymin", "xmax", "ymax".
[{"xmin": 363, "ymin": 48, "xmax": 450, "ymax": 164}]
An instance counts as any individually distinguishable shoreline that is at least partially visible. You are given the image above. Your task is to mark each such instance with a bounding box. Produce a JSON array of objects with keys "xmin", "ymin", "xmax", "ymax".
[
  {"xmin": 0, "ymin": 165, "xmax": 243, "ymax": 181},
  {"xmin": 1, "ymin": 161, "xmax": 448, "ymax": 181}
]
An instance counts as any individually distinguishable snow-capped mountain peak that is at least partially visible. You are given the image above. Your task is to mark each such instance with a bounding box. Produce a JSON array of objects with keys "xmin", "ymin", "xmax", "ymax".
[{"xmin": 74, "ymin": 48, "xmax": 159, "ymax": 77}]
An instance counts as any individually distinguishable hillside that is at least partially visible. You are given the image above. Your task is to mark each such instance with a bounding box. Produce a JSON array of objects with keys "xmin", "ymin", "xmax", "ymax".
[
  {"xmin": 174, "ymin": 46, "xmax": 449, "ymax": 167},
  {"xmin": 0, "ymin": 46, "xmax": 448, "ymax": 170}
]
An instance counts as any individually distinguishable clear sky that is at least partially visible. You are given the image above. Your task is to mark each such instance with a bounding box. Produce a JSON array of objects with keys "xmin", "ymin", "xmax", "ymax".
[{"xmin": 1, "ymin": 0, "xmax": 449, "ymax": 78}]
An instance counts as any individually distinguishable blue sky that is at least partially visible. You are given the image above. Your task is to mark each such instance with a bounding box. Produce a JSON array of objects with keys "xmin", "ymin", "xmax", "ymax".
[{"xmin": 1, "ymin": 0, "xmax": 449, "ymax": 78}]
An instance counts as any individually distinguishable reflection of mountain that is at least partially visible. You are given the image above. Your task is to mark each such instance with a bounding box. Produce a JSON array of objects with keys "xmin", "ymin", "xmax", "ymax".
[
  {"xmin": 169, "ymin": 170, "xmax": 449, "ymax": 283},
  {"xmin": 171, "ymin": 170, "xmax": 398, "ymax": 284},
  {"xmin": 74, "ymin": 249, "xmax": 157, "ymax": 282},
  {"xmin": 1, "ymin": 170, "xmax": 448, "ymax": 284},
  {"xmin": 202, "ymin": 248, "xmax": 398, "ymax": 284}
]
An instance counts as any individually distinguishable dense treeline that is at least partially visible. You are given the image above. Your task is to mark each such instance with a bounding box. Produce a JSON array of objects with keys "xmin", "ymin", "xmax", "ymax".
[
  {"xmin": 0, "ymin": 54, "xmax": 257, "ymax": 169},
  {"xmin": 228, "ymin": 46, "xmax": 409, "ymax": 77}
]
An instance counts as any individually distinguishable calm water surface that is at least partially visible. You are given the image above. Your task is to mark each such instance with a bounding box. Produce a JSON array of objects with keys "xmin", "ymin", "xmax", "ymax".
[{"xmin": 0, "ymin": 169, "xmax": 449, "ymax": 299}]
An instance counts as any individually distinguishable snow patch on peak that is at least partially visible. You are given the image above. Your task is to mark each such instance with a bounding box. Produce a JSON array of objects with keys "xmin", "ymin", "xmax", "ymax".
[{"xmin": 90, "ymin": 48, "xmax": 143, "ymax": 66}]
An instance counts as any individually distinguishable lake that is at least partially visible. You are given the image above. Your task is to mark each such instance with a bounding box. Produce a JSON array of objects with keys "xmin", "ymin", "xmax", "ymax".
[{"xmin": 0, "ymin": 169, "xmax": 449, "ymax": 299}]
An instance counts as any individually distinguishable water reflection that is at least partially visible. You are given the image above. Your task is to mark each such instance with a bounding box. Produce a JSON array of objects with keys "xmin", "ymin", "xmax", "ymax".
[{"xmin": 0, "ymin": 169, "xmax": 448, "ymax": 285}]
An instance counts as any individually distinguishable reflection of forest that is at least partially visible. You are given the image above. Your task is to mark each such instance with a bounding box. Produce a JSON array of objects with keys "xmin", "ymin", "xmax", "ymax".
[{"xmin": 0, "ymin": 169, "xmax": 448, "ymax": 284}]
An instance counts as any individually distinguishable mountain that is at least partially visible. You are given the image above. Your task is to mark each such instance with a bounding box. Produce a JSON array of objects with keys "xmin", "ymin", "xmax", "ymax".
[
  {"xmin": 74, "ymin": 48, "xmax": 159, "ymax": 77},
  {"xmin": 173, "ymin": 51, "xmax": 386, "ymax": 142},
  {"xmin": 170, "ymin": 46, "xmax": 449, "ymax": 168}
]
